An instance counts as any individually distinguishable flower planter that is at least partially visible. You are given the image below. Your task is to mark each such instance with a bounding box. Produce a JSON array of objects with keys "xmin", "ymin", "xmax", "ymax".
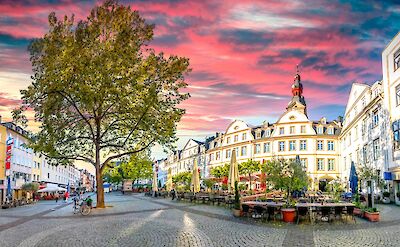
[
  {"xmin": 364, "ymin": 211, "xmax": 380, "ymax": 222},
  {"xmin": 232, "ymin": 209, "xmax": 241, "ymax": 217},
  {"xmin": 354, "ymin": 208, "xmax": 363, "ymax": 216},
  {"xmin": 281, "ymin": 208, "xmax": 296, "ymax": 223}
]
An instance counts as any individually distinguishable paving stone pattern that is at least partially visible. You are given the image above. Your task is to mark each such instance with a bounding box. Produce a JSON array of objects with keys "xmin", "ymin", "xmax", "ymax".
[{"xmin": 0, "ymin": 193, "xmax": 399, "ymax": 246}]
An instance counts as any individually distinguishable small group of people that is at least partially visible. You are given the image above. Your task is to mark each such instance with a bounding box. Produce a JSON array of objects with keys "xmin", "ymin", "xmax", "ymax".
[{"xmin": 54, "ymin": 191, "xmax": 70, "ymax": 203}]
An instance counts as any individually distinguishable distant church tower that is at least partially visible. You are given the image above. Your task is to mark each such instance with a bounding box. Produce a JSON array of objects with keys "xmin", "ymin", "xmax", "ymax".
[{"xmin": 287, "ymin": 66, "xmax": 307, "ymax": 115}]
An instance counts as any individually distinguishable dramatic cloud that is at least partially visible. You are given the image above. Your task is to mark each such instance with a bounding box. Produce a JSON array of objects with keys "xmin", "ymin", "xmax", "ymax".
[{"xmin": 0, "ymin": 0, "xmax": 398, "ymax": 157}]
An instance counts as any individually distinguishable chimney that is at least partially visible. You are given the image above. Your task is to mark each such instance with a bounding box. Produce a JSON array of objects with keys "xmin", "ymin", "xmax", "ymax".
[{"xmin": 337, "ymin": 116, "xmax": 343, "ymax": 123}]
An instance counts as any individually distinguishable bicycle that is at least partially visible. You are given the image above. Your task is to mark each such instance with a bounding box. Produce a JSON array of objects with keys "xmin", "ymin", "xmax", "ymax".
[{"xmin": 72, "ymin": 197, "xmax": 91, "ymax": 216}]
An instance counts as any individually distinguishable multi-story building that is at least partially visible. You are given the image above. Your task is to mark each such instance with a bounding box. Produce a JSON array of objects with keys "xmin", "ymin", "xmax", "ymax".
[
  {"xmin": 79, "ymin": 169, "xmax": 96, "ymax": 192},
  {"xmin": 1, "ymin": 122, "xmax": 40, "ymax": 201},
  {"xmin": 0, "ymin": 123, "xmax": 6, "ymax": 203},
  {"xmin": 206, "ymin": 71, "xmax": 342, "ymax": 191},
  {"xmin": 156, "ymin": 158, "xmax": 167, "ymax": 187},
  {"xmin": 382, "ymin": 31, "xmax": 400, "ymax": 204},
  {"xmin": 340, "ymin": 81, "xmax": 388, "ymax": 192}
]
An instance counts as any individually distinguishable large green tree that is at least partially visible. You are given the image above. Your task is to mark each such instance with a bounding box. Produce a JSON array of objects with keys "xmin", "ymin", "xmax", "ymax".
[{"xmin": 16, "ymin": 1, "xmax": 190, "ymax": 207}]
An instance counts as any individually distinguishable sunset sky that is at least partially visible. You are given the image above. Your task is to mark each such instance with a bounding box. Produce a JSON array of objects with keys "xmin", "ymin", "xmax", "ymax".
[{"xmin": 0, "ymin": 0, "xmax": 399, "ymax": 159}]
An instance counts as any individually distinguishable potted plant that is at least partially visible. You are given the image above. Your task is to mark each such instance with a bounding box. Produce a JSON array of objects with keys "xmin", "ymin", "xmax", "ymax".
[
  {"xmin": 232, "ymin": 181, "xmax": 241, "ymax": 217},
  {"xmin": 353, "ymin": 201, "xmax": 363, "ymax": 216},
  {"xmin": 364, "ymin": 207, "xmax": 380, "ymax": 222},
  {"xmin": 382, "ymin": 191, "xmax": 391, "ymax": 204},
  {"xmin": 264, "ymin": 159, "xmax": 308, "ymax": 223}
]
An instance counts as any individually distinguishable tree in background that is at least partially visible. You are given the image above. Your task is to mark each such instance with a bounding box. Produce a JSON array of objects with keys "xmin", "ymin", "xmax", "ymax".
[
  {"xmin": 15, "ymin": 0, "xmax": 190, "ymax": 207},
  {"xmin": 264, "ymin": 159, "xmax": 308, "ymax": 204},
  {"xmin": 239, "ymin": 159, "xmax": 260, "ymax": 191},
  {"xmin": 210, "ymin": 163, "xmax": 229, "ymax": 180},
  {"xmin": 172, "ymin": 171, "xmax": 191, "ymax": 191},
  {"xmin": 103, "ymin": 152, "xmax": 153, "ymax": 186}
]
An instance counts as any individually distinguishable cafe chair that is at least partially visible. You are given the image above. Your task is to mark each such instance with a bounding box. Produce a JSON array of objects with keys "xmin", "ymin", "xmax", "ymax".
[{"xmin": 297, "ymin": 206, "xmax": 309, "ymax": 224}]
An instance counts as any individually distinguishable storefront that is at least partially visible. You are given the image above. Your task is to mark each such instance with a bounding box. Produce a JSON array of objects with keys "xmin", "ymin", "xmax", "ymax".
[{"xmin": 390, "ymin": 167, "xmax": 400, "ymax": 205}]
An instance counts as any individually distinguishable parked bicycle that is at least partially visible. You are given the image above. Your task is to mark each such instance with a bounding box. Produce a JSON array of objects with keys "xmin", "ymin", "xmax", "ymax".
[{"xmin": 72, "ymin": 196, "xmax": 91, "ymax": 216}]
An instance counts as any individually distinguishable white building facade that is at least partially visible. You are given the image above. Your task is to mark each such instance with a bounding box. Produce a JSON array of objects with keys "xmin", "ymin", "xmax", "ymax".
[
  {"xmin": 206, "ymin": 72, "xmax": 342, "ymax": 191},
  {"xmin": 382, "ymin": 31, "xmax": 400, "ymax": 204},
  {"xmin": 340, "ymin": 81, "xmax": 389, "ymax": 192}
]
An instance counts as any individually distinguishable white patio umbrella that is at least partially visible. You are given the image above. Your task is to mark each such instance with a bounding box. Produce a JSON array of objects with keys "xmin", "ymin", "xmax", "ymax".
[
  {"xmin": 37, "ymin": 186, "xmax": 67, "ymax": 193},
  {"xmin": 228, "ymin": 149, "xmax": 239, "ymax": 193},
  {"xmin": 191, "ymin": 159, "xmax": 200, "ymax": 193},
  {"xmin": 152, "ymin": 169, "xmax": 158, "ymax": 192}
]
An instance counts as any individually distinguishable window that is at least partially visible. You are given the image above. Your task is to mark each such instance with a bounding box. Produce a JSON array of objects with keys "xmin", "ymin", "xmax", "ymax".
[
  {"xmin": 234, "ymin": 135, "xmax": 238, "ymax": 142},
  {"xmin": 354, "ymin": 125, "xmax": 358, "ymax": 140},
  {"xmin": 394, "ymin": 120, "xmax": 400, "ymax": 150},
  {"xmin": 226, "ymin": 137, "xmax": 231, "ymax": 144},
  {"xmin": 317, "ymin": 159, "xmax": 324, "ymax": 171},
  {"xmin": 396, "ymin": 85, "xmax": 400, "ymax": 106},
  {"xmin": 361, "ymin": 118, "xmax": 366, "ymax": 136},
  {"xmin": 226, "ymin": 149, "xmax": 231, "ymax": 159},
  {"xmin": 343, "ymin": 156, "xmax": 347, "ymax": 171},
  {"xmin": 210, "ymin": 153, "xmax": 214, "ymax": 161},
  {"xmin": 290, "ymin": 126, "xmax": 295, "ymax": 134},
  {"xmin": 372, "ymin": 109, "xmax": 379, "ymax": 127},
  {"xmin": 254, "ymin": 144, "xmax": 261, "ymax": 154},
  {"xmin": 300, "ymin": 140, "xmax": 307, "ymax": 151},
  {"xmin": 317, "ymin": 140, "xmax": 324, "ymax": 151},
  {"xmin": 327, "ymin": 128, "xmax": 334, "ymax": 135},
  {"xmin": 348, "ymin": 133, "xmax": 351, "ymax": 146},
  {"xmin": 361, "ymin": 97, "xmax": 366, "ymax": 108},
  {"xmin": 279, "ymin": 141, "xmax": 285, "ymax": 152},
  {"xmin": 300, "ymin": 158, "xmax": 307, "ymax": 169},
  {"xmin": 363, "ymin": 145, "xmax": 368, "ymax": 163},
  {"xmin": 241, "ymin": 146, "xmax": 247, "ymax": 156},
  {"xmin": 242, "ymin": 133, "xmax": 247, "ymax": 140},
  {"xmin": 264, "ymin": 142, "xmax": 270, "ymax": 153},
  {"xmin": 216, "ymin": 151, "xmax": 220, "ymax": 160},
  {"xmin": 327, "ymin": 141, "xmax": 334, "ymax": 151},
  {"xmin": 301, "ymin": 125, "xmax": 306, "ymax": 133},
  {"xmin": 395, "ymin": 48, "xmax": 400, "ymax": 71},
  {"xmin": 317, "ymin": 126, "xmax": 323, "ymax": 134},
  {"xmin": 47, "ymin": 173, "xmax": 50, "ymax": 179},
  {"xmin": 279, "ymin": 127, "xmax": 284, "ymax": 135},
  {"xmin": 265, "ymin": 129, "xmax": 271, "ymax": 137},
  {"xmin": 256, "ymin": 132, "xmax": 261, "ymax": 139},
  {"xmin": 289, "ymin": 140, "xmax": 296, "ymax": 151},
  {"xmin": 328, "ymin": 159, "xmax": 335, "ymax": 171},
  {"xmin": 235, "ymin": 147, "xmax": 239, "ymax": 156},
  {"xmin": 373, "ymin": 138, "xmax": 380, "ymax": 160}
]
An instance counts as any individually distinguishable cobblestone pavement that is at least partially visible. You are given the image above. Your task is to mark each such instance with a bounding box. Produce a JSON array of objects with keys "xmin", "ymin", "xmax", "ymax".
[{"xmin": 0, "ymin": 193, "xmax": 400, "ymax": 246}]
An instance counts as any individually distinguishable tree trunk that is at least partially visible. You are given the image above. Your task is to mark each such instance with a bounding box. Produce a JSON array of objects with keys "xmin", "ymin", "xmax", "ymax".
[
  {"xmin": 249, "ymin": 173, "xmax": 251, "ymax": 191},
  {"xmin": 95, "ymin": 144, "xmax": 105, "ymax": 208},
  {"xmin": 96, "ymin": 166, "xmax": 105, "ymax": 208}
]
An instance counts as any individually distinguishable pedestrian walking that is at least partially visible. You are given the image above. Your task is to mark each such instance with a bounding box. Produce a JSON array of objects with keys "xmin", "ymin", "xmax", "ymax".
[
  {"xmin": 171, "ymin": 188, "xmax": 176, "ymax": 200},
  {"xmin": 55, "ymin": 193, "xmax": 59, "ymax": 203}
]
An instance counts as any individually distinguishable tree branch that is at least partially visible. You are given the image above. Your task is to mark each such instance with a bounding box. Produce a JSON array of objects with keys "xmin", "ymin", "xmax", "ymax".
[{"xmin": 100, "ymin": 138, "xmax": 156, "ymax": 171}]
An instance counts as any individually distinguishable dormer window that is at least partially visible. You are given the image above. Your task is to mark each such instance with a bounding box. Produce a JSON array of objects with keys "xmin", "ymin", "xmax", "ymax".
[
  {"xmin": 265, "ymin": 129, "xmax": 271, "ymax": 137},
  {"xmin": 226, "ymin": 137, "xmax": 231, "ymax": 144},
  {"xmin": 327, "ymin": 127, "xmax": 334, "ymax": 135},
  {"xmin": 317, "ymin": 126, "xmax": 323, "ymax": 134},
  {"xmin": 279, "ymin": 127, "xmax": 284, "ymax": 135},
  {"xmin": 256, "ymin": 131, "xmax": 261, "ymax": 139},
  {"xmin": 234, "ymin": 135, "xmax": 238, "ymax": 142}
]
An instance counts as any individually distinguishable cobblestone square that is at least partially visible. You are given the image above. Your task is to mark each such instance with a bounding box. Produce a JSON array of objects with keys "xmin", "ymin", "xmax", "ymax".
[{"xmin": 1, "ymin": 193, "xmax": 400, "ymax": 247}]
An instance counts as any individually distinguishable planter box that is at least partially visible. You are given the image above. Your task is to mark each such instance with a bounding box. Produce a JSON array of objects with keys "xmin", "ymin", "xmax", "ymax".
[
  {"xmin": 281, "ymin": 208, "xmax": 296, "ymax": 223},
  {"xmin": 354, "ymin": 207, "xmax": 363, "ymax": 216},
  {"xmin": 364, "ymin": 211, "xmax": 380, "ymax": 222},
  {"xmin": 232, "ymin": 209, "xmax": 241, "ymax": 217}
]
